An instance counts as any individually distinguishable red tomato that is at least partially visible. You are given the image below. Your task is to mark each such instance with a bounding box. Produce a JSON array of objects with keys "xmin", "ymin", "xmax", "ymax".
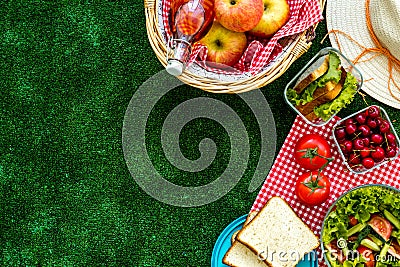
[
  {"xmin": 349, "ymin": 215, "xmax": 359, "ymax": 226},
  {"xmin": 357, "ymin": 245, "xmax": 375, "ymax": 267},
  {"xmin": 295, "ymin": 171, "xmax": 330, "ymax": 206},
  {"xmin": 294, "ymin": 134, "xmax": 333, "ymax": 170},
  {"xmin": 368, "ymin": 214, "xmax": 393, "ymax": 241}
]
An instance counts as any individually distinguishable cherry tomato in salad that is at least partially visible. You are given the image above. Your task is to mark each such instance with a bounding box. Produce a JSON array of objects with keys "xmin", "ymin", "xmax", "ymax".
[
  {"xmin": 294, "ymin": 134, "xmax": 333, "ymax": 171},
  {"xmin": 295, "ymin": 171, "xmax": 330, "ymax": 206},
  {"xmin": 368, "ymin": 214, "xmax": 393, "ymax": 241},
  {"xmin": 357, "ymin": 245, "xmax": 375, "ymax": 267},
  {"xmin": 349, "ymin": 215, "xmax": 359, "ymax": 226}
]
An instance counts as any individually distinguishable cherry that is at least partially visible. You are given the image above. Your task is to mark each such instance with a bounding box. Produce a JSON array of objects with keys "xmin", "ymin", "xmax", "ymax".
[
  {"xmin": 362, "ymin": 157, "xmax": 375, "ymax": 169},
  {"xmin": 341, "ymin": 140, "xmax": 353, "ymax": 154},
  {"xmin": 345, "ymin": 118, "xmax": 356, "ymax": 126},
  {"xmin": 335, "ymin": 127, "xmax": 347, "ymax": 140},
  {"xmin": 366, "ymin": 106, "xmax": 380, "ymax": 118},
  {"xmin": 360, "ymin": 147, "xmax": 371, "ymax": 158},
  {"xmin": 358, "ymin": 124, "xmax": 371, "ymax": 137},
  {"xmin": 371, "ymin": 146, "xmax": 385, "ymax": 162},
  {"xmin": 348, "ymin": 153, "xmax": 361, "ymax": 165},
  {"xmin": 346, "ymin": 123, "xmax": 357, "ymax": 135},
  {"xmin": 376, "ymin": 116, "xmax": 384, "ymax": 126},
  {"xmin": 386, "ymin": 146, "xmax": 398, "ymax": 158},
  {"xmin": 380, "ymin": 120, "xmax": 391, "ymax": 133},
  {"xmin": 371, "ymin": 133, "xmax": 384, "ymax": 145},
  {"xmin": 386, "ymin": 132, "xmax": 397, "ymax": 146},
  {"xmin": 367, "ymin": 117, "xmax": 378, "ymax": 129},
  {"xmin": 355, "ymin": 113, "xmax": 367, "ymax": 124},
  {"xmin": 353, "ymin": 138, "xmax": 365, "ymax": 150},
  {"xmin": 361, "ymin": 137, "xmax": 370, "ymax": 147}
]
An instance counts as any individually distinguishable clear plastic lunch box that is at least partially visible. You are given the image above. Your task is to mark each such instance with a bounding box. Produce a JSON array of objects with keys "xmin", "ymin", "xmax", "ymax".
[
  {"xmin": 284, "ymin": 47, "xmax": 363, "ymax": 127},
  {"xmin": 332, "ymin": 105, "xmax": 400, "ymax": 174}
]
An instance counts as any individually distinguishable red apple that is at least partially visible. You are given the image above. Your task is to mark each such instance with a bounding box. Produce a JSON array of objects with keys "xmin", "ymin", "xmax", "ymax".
[
  {"xmin": 248, "ymin": 0, "xmax": 290, "ymax": 38},
  {"xmin": 197, "ymin": 21, "xmax": 247, "ymax": 67},
  {"xmin": 214, "ymin": 0, "xmax": 264, "ymax": 32}
]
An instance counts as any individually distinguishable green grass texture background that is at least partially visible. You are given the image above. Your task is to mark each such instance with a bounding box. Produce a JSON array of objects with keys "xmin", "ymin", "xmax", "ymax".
[{"xmin": 1, "ymin": 1, "xmax": 399, "ymax": 266}]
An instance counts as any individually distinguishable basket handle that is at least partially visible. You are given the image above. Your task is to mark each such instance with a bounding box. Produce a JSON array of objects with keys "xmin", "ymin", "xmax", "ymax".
[
  {"xmin": 290, "ymin": 36, "xmax": 312, "ymax": 59},
  {"xmin": 144, "ymin": 0, "xmax": 155, "ymax": 9}
]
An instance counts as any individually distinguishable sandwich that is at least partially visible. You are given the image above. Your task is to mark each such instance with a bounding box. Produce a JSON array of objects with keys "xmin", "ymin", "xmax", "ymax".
[
  {"xmin": 287, "ymin": 51, "xmax": 359, "ymax": 122},
  {"xmin": 222, "ymin": 197, "xmax": 319, "ymax": 267}
]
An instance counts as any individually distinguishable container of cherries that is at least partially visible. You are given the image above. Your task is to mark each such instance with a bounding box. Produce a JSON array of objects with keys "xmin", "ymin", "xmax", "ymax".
[{"xmin": 332, "ymin": 105, "xmax": 400, "ymax": 173}]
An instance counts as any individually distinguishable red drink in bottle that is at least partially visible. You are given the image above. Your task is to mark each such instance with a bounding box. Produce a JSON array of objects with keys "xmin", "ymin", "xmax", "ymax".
[{"xmin": 166, "ymin": 0, "xmax": 215, "ymax": 76}]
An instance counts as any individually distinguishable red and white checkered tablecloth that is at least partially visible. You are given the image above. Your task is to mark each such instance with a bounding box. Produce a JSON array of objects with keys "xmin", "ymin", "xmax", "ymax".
[
  {"xmin": 162, "ymin": 0, "xmax": 323, "ymax": 75},
  {"xmin": 250, "ymin": 115, "xmax": 400, "ymax": 267}
]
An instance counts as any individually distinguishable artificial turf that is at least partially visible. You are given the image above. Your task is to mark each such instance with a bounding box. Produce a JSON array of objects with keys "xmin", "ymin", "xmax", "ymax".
[{"xmin": 1, "ymin": 1, "xmax": 399, "ymax": 266}]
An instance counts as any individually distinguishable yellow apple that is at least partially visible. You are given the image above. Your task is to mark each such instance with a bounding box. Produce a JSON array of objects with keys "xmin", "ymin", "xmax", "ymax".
[
  {"xmin": 249, "ymin": 0, "xmax": 290, "ymax": 38},
  {"xmin": 215, "ymin": 0, "xmax": 264, "ymax": 32},
  {"xmin": 197, "ymin": 21, "xmax": 247, "ymax": 67}
]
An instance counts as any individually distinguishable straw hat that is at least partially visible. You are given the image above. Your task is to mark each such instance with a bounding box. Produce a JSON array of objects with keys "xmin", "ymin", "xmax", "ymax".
[{"xmin": 326, "ymin": 0, "xmax": 400, "ymax": 109}]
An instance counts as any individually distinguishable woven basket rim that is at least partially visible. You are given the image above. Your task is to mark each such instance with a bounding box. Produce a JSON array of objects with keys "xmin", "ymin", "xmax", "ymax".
[{"xmin": 145, "ymin": 0, "xmax": 327, "ymax": 93}]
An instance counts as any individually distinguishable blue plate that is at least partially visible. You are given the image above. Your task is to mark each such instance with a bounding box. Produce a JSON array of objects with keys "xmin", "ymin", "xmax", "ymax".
[{"xmin": 211, "ymin": 214, "xmax": 318, "ymax": 267}]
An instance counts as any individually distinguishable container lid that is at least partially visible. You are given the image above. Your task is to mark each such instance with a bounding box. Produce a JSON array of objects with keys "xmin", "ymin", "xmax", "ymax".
[{"xmin": 166, "ymin": 60, "xmax": 184, "ymax": 76}]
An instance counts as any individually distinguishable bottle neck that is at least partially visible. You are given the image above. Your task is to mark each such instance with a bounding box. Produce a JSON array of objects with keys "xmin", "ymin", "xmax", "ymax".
[{"xmin": 170, "ymin": 39, "xmax": 191, "ymax": 65}]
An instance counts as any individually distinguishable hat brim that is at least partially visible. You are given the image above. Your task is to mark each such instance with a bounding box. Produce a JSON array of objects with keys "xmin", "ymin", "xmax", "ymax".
[{"xmin": 326, "ymin": 0, "xmax": 400, "ymax": 109}]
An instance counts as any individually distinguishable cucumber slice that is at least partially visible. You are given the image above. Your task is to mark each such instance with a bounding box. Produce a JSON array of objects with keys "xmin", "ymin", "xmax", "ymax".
[
  {"xmin": 379, "ymin": 242, "xmax": 391, "ymax": 259},
  {"xmin": 347, "ymin": 223, "xmax": 367, "ymax": 237},
  {"xmin": 360, "ymin": 238, "xmax": 380, "ymax": 251},
  {"xmin": 367, "ymin": 234, "xmax": 383, "ymax": 247},
  {"xmin": 384, "ymin": 210, "xmax": 400, "ymax": 229}
]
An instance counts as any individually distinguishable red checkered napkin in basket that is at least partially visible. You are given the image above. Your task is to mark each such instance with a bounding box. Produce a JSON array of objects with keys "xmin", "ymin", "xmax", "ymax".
[
  {"xmin": 250, "ymin": 115, "xmax": 400, "ymax": 267},
  {"xmin": 162, "ymin": 0, "xmax": 323, "ymax": 75}
]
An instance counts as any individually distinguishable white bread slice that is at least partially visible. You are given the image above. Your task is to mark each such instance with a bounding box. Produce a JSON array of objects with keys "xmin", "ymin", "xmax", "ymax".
[
  {"xmin": 230, "ymin": 211, "xmax": 258, "ymax": 244},
  {"xmin": 231, "ymin": 230, "xmax": 240, "ymax": 245},
  {"xmin": 293, "ymin": 55, "xmax": 329, "ymax": 93},
  {"xmin": 236, "ymin": 197, "xmax": 319, "ymax": 267},
  {"xmin": 223, "ymin": 242, "xmax": 267, "ymax": 267},
  {"xmin": 223, "ymin": 211, "xmax": 267, "ymax": 267},
  {"xmin": 244, "ymin": 211, "xmax": 258, "ymax": 225}
]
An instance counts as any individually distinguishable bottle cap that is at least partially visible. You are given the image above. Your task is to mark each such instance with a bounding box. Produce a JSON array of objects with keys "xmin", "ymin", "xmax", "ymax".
[{"xmin": 166, "ymin": 60, "xmax": 184, "ymax": 76}]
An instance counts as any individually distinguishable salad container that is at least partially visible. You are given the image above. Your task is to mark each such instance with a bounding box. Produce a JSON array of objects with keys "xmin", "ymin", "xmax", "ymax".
[
  {"xmin": 332, "ymin": 106, "xmax": 400, "ymax": 174},
  {"xmin": 321, "ymin": 184, "xmax": 400, "ymax": 267},
  {"xmin": 284, "ymin": 47, "xmax": 363, "ymax": 127}
]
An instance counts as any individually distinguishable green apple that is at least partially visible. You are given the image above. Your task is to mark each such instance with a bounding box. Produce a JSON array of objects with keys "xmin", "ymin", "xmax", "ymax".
[
  {"xmin": 197, "ymin": 21, "xmax": 247, "ymax": 67},
  {"xmin": 249, "ymin": 0, "xmax": 290, "ymax": 38},
  {"xmin": 215, "ymin": 0, "xmax": 264, "ymax": 32}
]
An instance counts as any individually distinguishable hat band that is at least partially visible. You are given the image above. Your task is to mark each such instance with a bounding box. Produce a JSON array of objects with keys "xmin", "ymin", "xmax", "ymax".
[{"xmin": 323, "ymin": 0, "xmax": 400, "ymax": 103}]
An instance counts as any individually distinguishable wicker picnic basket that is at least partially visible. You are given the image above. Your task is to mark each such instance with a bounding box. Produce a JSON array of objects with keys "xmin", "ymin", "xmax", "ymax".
[{"xmin": 144, "ymin": 0, "xmax": 327, "ymax": 93}]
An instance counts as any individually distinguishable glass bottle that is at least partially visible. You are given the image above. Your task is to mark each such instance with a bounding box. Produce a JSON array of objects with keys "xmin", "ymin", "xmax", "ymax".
[{"xmin": 166, "ymin": 0, "xmax": 214, "ymax": 76}]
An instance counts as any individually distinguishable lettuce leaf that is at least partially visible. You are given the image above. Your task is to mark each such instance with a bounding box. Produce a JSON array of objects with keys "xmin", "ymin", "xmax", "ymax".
[
  {"xmin": 317, "ymin": 51, "xmax": 342, "ymax": 87},
  {"xmin": 313, "ymin": 72, "xmax": 358, "ymax": 121},
  {"xmin": 343, "ymin": 257, "xmax": 366, "ymax": 267},
  {"xmin": 287, "ymin": 82, "xmax": 319, "ymax": 106}
]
